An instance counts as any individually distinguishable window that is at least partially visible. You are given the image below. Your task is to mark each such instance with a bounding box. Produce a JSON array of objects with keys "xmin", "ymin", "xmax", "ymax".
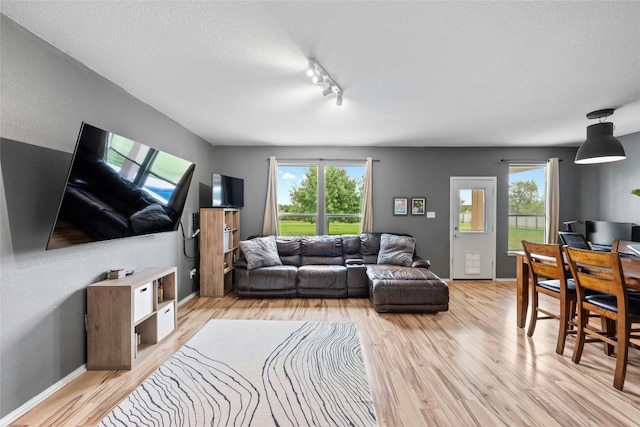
[
  {"xmin": 106, "ymin": 133, "xmax": 191, "ymax": 204},
  {"xmin": 277, "ymin": 163, "xmax": 365, "ymax": 236},
  {"xmin": 458, "ymin": 189, "xmax": 486, "ymax": 233},
  {"xmin": 508, "ymin": 163, "xmax": 547, "ymax": 250}
]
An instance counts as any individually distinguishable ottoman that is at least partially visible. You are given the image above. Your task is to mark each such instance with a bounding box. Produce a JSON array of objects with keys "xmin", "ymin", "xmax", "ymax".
[{"xmin": 366, "ymin": 265, "xmax": 449, "ymax": 313}]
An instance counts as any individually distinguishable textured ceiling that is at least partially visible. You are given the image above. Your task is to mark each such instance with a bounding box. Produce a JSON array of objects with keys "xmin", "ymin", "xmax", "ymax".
[{"xmin": 1, "ymin": 1, "xmax": 639, "ymax": 147}]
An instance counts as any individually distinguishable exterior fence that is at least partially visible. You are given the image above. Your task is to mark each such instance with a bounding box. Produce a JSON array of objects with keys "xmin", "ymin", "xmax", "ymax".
[
  {"xmin": 508, "ymin": 214, "xmax": 545, "ymax": 230},
  {"xmin": 459, "ymin": 213, "xmax": 545, "ymax": 230}
]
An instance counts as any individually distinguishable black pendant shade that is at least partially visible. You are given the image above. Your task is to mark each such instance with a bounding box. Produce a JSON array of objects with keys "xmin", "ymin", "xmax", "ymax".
[{"xmin": 574, "ymin": 121, "xmax": 626, "ymax": 164}]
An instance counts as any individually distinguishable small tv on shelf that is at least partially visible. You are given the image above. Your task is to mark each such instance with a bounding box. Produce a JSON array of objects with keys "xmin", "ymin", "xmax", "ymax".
[
  {"xmin": 46, "ymin": 122, "xmax": 195, "ymax": 249},
  {"xmin": 212, "ymin": 173, "xmax": 244, "ymax": 208}
]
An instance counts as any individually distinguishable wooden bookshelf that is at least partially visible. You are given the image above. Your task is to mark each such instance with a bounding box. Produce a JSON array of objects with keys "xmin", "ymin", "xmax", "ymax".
[{"xmin": 200, "ymin": 208, "xmax": 240, "ymax": 297}]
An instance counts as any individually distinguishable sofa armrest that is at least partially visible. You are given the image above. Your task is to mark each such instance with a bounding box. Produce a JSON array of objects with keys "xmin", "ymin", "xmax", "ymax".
[
  {"xmin": 412, "ymin": 257, "xmax": 431, "ymax": 268},
  {"xmin": 234, "ymin": 259, "xmax": 248, "ymax": 268}
]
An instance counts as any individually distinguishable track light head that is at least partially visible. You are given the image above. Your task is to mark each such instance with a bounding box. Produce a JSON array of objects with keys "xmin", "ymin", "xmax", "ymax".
[
  {"xmin": 306, "ymin": 61, "xmax": 315, "ymax": 77},
  {"xmin": 306, "ymin": 58, "xmax": 343, "ymax": 106}
]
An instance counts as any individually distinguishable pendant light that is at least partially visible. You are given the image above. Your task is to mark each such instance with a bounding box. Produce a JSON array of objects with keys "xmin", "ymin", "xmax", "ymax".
[{"xmin": 575, "ymin": 108, "xmax": 626, "ymax": 164}]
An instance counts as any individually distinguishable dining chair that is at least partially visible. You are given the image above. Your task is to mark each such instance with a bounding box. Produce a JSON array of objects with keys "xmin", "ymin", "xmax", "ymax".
[
  {"xmin": 612, "ymin": 240, "xmax": 640, "ymax": 299},
  {"xmin": 521, "ymin": 241, "xmax": 577, "ymax": 355},
  {"xmin": 564, "ymin": 246, "xmax": 640, "ymax": 390}
]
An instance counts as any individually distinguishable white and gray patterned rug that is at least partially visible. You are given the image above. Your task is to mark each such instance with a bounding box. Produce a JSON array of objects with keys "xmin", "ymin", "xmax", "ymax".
[{"xmin": 98, "ymin": 320, "xmax": 378, "ymax": 426}]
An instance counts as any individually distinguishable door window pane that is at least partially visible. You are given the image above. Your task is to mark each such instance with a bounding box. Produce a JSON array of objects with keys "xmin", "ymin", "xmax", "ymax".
[{"xmin": 459, "ymin": 189, "xmax": 485, "ymax": 232}]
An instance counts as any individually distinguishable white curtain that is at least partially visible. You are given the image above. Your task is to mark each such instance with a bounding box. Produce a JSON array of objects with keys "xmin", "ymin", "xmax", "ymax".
[
  {"xmin": 545, "ymin": 157, "xmax": 560, "ymax": 243},
  {"xmin": 262, "ymin": 156, "xmax": 279, "ymax": 236},
  {"xmin": 360, "ymin": 157, "xmax": 373, "ymax": 233}
]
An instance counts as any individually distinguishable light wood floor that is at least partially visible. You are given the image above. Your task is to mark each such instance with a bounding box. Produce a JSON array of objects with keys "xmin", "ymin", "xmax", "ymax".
[{"xmin": 10, "ymin": 280, "xmax": 640, "ymax": 426}]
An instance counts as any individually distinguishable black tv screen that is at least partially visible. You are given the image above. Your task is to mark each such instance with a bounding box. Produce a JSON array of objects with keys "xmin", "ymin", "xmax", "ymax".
[
  {"xmin": 46, "ymin": 122, "xmax": 195, "ymax": 249},
  {"xmin": 212, "ymin": 173, "xmax": 244, "ymax": 208}
]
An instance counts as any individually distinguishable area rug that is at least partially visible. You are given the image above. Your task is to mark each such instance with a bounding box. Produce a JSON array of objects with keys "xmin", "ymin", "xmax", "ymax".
[{"xmin": 98, "ymin": 320, "xmax": 377, "ymax": 426}]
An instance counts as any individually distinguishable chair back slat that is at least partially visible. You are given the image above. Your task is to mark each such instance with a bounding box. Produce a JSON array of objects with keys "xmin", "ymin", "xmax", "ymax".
[
  {"xmin": 521, "ymin": 241, "xmax": 565, "ymax": 281},
  {"xmin": 564, "ymin": 247, "xmax": 626, "ymax": 299}
]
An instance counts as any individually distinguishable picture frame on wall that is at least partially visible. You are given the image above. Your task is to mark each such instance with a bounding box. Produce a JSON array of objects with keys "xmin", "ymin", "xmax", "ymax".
[
  {"xmin": 393, "ymin": 197, "xmax": 408, "ymax": 215},
  {"xmin": 411, "ymin": 197, "xmax": 426, "ymax": 215}
]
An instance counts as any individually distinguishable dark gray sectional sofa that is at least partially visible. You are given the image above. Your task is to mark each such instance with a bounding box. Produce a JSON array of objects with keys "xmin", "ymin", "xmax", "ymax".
[{"xmin": 234, "ymin": 233, "xmax": 449, "ymax": 313}]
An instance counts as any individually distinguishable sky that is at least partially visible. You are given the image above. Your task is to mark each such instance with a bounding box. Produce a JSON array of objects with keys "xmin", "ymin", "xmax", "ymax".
[{"xmin": 277, "ymin": 165, "xmax": 364, "ymax": 205}]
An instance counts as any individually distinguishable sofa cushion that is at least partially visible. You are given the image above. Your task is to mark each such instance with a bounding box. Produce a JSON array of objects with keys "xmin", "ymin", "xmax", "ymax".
[
  {"xmin": 276, "ymin": 237, "xmax": 301, "ymax": 266},
  {"xmin": 377, "ymin": 233, "xmax": 415, "ymax": 266},
  {"xmin": 342, "ymin": 235, "xmax": 362, "ymax": 260},
  {"xmin": 235, "ymin": 265, "xmax": 298, "ymax": 297},
  {"xmin": 301, "ymin": 236, "xmax": 343, "ymax": 257},
  {"xmin": 239, "ymin": 236, "xmax": 283, "ymax": 270},
  {"xmin": 360, "ymin": 233, "xmax": 381, "ymax": 264},
  {"xmin": 366, "ymin": 264, "xmax": 440, "ymax": 281},
  {"xmin": 298, "ymin": 265, "xmax": 348, "ymax": 297}
]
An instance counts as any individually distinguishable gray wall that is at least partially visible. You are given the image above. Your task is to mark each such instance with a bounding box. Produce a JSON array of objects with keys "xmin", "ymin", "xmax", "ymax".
[
  {"xmin": 0, "ymin": 16, "xmax": 215, "ymax": 417},
  {"xmin": 576, "ymin": 131, "xmax": 640, "ymax": 223},
  {"xmin": 213, "ymin": 145, "xmax": 580, "ymax": 279},
  {"xmin": 2, "ymin": 11, "xmax": 638, "ymax": 421}
]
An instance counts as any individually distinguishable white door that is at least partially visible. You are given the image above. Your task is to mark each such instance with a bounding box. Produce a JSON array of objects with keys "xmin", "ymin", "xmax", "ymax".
[{"xmin": 450, "ymin": 177, "xmax": 496, "ymax": 280}]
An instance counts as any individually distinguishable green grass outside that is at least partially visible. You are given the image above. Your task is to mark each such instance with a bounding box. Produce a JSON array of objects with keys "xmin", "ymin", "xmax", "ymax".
[
  {"xmin": 278, "ymin": 220, "xmax": 360, "ymax": 236},
  {"xmin": 460, "ymin": 222, "xmax": 544, "ymax": 250},
  {"xmin": 509, "ymin": 227, "xmax": 544, "ymax": 250},
  {"xmin": 280, "ymin": 220, "xmax": 542, "ymax": 249}
]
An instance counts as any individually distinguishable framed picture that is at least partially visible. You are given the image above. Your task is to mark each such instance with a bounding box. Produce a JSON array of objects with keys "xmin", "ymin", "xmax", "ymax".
[
  {"xmin": 411, "ymin": 197, "xmax": 426, "ymax": 215},
  {"xmin": 393, "ymin": 197, "xmax": 408, "ymax": 215}
]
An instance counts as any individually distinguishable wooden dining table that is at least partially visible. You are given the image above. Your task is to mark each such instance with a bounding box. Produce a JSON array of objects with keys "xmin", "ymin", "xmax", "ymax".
[{"xmin": 515, "ymin": 251, "xmax": 640, "ymax": 328}]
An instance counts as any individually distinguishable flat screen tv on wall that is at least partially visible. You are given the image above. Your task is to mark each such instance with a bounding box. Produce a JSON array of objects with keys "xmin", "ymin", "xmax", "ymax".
[{"xmin": 46, "ymin": 122, "xmax": 195, "ymax": 250}]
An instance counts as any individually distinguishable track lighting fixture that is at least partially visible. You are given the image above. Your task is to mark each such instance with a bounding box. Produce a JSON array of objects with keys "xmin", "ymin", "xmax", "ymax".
[
  {"xmin": 575, "ymin": 108, "xmax": 626, "ymax": 164},
  {"xmin": 307, "ymin": 58, "xmax": 343, "ymax": 106}
]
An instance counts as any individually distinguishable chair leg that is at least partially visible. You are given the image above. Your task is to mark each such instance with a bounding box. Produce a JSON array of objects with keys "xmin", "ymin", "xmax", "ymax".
[
  {"xmin": 603, "ymin": 317, "xmax": 615, "ymax": 356},
  {"xmin": 568, "ymin": 299, "xmax": 576, "ymax": 330},
  {"xmin": 572, "ymin": 307, "xmax": 588, "ymax": 364},
  {"xmin": 556, "ymin": 297, "xmax": 570, "ymax": 355},
  {"xmin": 527, "ymin": 287, "xmax": 539, "ymax": 337},
  {"xmin": 613, "ymin": 318, "xmax": 629, "ymax": 391}
]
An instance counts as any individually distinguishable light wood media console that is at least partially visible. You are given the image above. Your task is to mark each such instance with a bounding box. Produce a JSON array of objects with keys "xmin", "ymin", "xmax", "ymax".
[{"xmin": 86, "ymin": 266, "xmax": 177, "ymax": 370}]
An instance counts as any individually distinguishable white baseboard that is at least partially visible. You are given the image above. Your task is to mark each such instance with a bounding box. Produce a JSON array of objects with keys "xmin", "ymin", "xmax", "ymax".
[
  {"xmin": 178, "ymin": 291, "xmax": 197, "ymax": 306},
  {"xmin": 1, "ymin": 364, "xmax": 87, "ymax": 427},
  {"xmin": 1, "ymin": 292, "xmax": 198, "ymax": 426}
]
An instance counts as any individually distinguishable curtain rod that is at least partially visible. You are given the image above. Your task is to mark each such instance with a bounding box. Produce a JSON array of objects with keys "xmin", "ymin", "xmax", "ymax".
[
  {"xmin": 500, "ymin": 159, "xmax": 563, "ymax": 163},
  {"xmin": 267, "ymin": 158, "xmax": 380, "ymax": 162}
]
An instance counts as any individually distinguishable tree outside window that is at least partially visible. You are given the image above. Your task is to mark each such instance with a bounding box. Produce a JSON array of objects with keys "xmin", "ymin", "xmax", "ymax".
[{"xmin": 278, "ymin": 164, "xmax": 364, "ymax": 235}]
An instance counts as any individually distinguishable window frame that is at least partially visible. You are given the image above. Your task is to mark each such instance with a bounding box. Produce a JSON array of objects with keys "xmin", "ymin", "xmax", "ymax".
[
  {"xmin": 277, "ymin": 161, "xmax": 365, "ymax": 235},
  {"xmin": 507, "ymin": 162, "xmax": 547, "ymax": 251}
]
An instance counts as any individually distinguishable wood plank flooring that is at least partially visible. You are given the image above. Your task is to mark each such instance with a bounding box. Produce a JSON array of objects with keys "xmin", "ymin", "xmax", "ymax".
[{"xmin": 9, "ymin": 280, "xmax": 640, "ymax": 426}]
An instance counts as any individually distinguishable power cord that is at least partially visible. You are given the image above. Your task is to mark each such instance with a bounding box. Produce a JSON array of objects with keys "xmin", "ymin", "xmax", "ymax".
[{"xmin": 179, "ymin": 220, "xmax": 198, "ymax": 261}]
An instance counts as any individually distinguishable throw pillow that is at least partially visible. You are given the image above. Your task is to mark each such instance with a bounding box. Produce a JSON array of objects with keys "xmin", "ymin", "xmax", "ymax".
[
  {"xmin": 129, "ymin": 204, "xmax": 173, "ymax": 233},
  {"xmin": 377, "ymin": 233, "xmax": 415, "ymax": 266},
  {"xmin": 239, "ymin": 236, "xmax": 283, "ymax": 270}
]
